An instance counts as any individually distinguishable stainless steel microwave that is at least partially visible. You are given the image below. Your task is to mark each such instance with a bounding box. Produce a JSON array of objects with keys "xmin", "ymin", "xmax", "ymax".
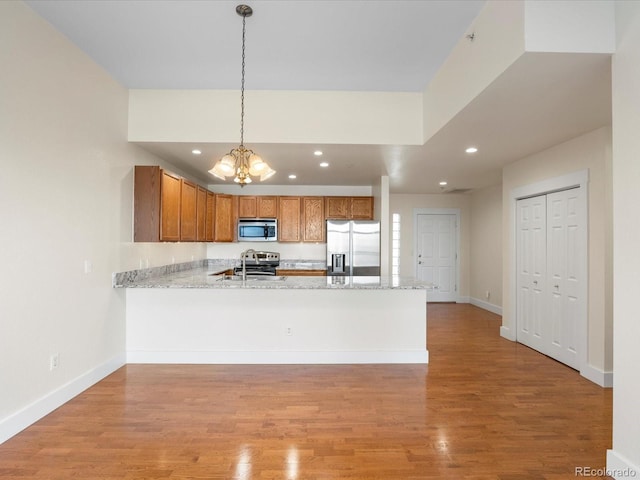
[{"xmin": 238, "ymin": 219, "xmax": 278, "ymax": 242}]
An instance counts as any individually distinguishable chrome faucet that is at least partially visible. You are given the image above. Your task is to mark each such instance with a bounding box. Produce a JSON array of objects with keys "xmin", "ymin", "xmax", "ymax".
[{"xmin": 240, "ymin": 249, "xmax": 256, "ymax": 281}]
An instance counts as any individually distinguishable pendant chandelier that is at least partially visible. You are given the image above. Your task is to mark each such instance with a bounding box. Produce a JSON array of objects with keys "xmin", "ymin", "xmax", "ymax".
[{"xmin": 208, "ymin": 4, "xmax": 275, "ymax": 186}]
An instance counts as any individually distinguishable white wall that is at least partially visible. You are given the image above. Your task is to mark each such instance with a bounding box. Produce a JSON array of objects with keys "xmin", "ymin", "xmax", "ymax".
[
  {"xmin": 390, "ymin": 194, "xmax": 471, "ymax": 298},
  {"xmin": 0, "ymin": 1, "xmax": 205, "ymax": 442},
  {"xmin": 129, "ymin": 89, "xmax": 423, "ymax": 146},
  {"xmin": 524, "ymin": 0, "xmax": 615, "ymax": 54},
  {"xmin": 469, "ymin": 185, "xmax": 503, "ymax": 311},
  {"xmin": 501, "ymin": 126, "xmax": 612, "ymax": 375},
  {"xmin": 607, "ymin": 0, "xmax": 640, "ymax": 476}
]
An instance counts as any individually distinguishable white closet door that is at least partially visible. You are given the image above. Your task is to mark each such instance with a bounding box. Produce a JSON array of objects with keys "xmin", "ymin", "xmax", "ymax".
[
  {"xmin": 547, "ymin": 188, "xmax": 582, "ymax": 370},
  {"xmin": 516, "ymin": 196, "xmax": 547, "ymax": 353}
]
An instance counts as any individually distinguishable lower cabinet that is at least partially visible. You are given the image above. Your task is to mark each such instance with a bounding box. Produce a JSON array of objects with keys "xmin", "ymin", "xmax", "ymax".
[{"xmin": 276, "ymin": 269, "xmax": 327, "ymax": 276}]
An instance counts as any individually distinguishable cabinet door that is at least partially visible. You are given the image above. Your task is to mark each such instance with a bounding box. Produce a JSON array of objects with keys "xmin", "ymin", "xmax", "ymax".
[
  {"xmin": 302, "ymin": 197, "xmax": 325, "ymax": 242},
  {"xmin": 196, "ymin": 187, "xmax": 207, "ymax": 241},
  {"xmin": 134, "ymin": 165, "xmax": 161, "ymax": 242},
  {"xmin": 257, "ymin": 196, "xmax": 278, "ymax": 218},
  {"xmin": 160, "ymin": 170, "xmax": 181, "ymax": 242},
  {"xmin": 214, "ymin": 194, "xmax": 235, "ymax": 242},
  {"xmin": 238, "ymin": 196, "xmax": 257, "ymax": 218},
  {"xmin": 278, "ymin": 196, "xmax": 301, "ymax": 242},
  {"xmin": 205, "ymin": 191, "xmax": 215, "ymax": 242},
  {"xmin": 351, "ymin": 197, "xmax": 374, "ymax": 220},
  {"xmin": 180, "ymin": 180, "xmax": 197, "ymax": 241},
  {"xmin": 325, "ymin": 197, "xmax": 350, "ymax": 219}
]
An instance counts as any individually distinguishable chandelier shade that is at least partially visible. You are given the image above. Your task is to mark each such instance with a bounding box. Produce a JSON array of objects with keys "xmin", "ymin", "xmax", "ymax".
[{"xmin": 208, "ymin": 4, "xmax": 274, "ymax": 187}]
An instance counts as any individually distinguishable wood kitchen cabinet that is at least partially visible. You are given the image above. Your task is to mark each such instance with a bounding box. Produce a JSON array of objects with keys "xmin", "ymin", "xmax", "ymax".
[
  {"xmin": 278, "ymin": 196, "xmax": 301, "ymax": 242},
  {"xmin": 257, "ymin": 196, "xmax": 278, "ymax": 218},
  {"xmin": 276, "ymin": 269, "xmax": 327, "ymax": 276},
  {"xmin": 325, "ymin": 196, "xmax": 374, "ymax": 220},
  {"xmin": 238, "ymin": 195, "xmax": 278, "ymax": 218},
  {"xmin": 205, "ymin": 191, "xmax": 215, "ymax": 242},
  {"xmin": 301, "ymin": 196, "xmax": 325, "ymax": 242},
  {"xmin": 325, "ymin": 197, "xmax": 350, "ymax": 219},
  {"xmin": 196, "ymin": 186, "xmax": 207, "ymax": 241},
  {"xmin": 350, "ymin": 196, "xmax": 374, "ymax": 219},
  {"xmin": 238, "ymin": 196, "xmax": 257, "ymax": 218},
  {"xmin": 159, "ymin": 170, "xmax": 182, "ymax": 241},
  {"xmin": 180, "ymin": 180, "xmax": 197, "ymax": 241},
  {"xmin": 213, "ymin": 193, "xmax": 236, "ymax": 242}
]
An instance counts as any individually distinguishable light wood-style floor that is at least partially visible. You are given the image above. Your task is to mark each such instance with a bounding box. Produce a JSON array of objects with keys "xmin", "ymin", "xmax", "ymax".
[{"xmin": 0, "ymin": 304, "xmax": 612, "ymax": 479}]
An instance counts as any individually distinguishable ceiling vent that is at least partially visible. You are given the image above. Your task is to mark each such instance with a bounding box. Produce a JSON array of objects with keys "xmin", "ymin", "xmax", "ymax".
[{"xmin": 441, "ymin": 188, "xmax": 473, "ymax": 194}]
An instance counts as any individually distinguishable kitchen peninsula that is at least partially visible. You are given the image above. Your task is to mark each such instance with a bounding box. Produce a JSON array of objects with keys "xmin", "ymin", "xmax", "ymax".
[{"xmin": 116, "ymin": 261, "xmax": 431, "ymax": 365}]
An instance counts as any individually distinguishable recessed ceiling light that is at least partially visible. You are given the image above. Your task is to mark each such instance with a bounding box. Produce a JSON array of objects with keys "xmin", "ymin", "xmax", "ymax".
[
  {"xmin": 319, "ymin": 162, "xmax": 329, "ymax": 168},
  {"xmin": 192, "ymin": 149, "xmax": 202, "ymax": 155},
  {"xmin": 465, "ymin": 147, "xmax": 478, "ymax": 154},
  {"xmin": 439, "ymin": 181, "xmax": 448, "ymax": 186},
  {"xmin": 314, "ymin": 150, "xmax": 323, "ymax": 156},
  {"xmin": 288, "ymin": 174, "xmax": 297, "ymax": 179}
]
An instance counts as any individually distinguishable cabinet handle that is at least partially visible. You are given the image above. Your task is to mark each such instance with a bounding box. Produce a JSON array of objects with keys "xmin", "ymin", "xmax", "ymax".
[
  {"xmin": 554, "ymin": 285, "xmax": 559, "ymax": 289},
  {"xmin": 533, "ymin": 280, "xmax": 538, "ymax": 285}
]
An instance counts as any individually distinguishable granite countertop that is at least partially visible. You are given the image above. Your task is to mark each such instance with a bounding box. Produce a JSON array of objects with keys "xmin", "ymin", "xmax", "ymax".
[{"xmin": 113, "ymin": 261, "xmax": 433, "ymax": 290}]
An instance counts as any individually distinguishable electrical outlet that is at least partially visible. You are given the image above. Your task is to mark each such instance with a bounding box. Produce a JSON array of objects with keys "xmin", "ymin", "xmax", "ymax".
[
  {"xmin": 485, "ymin": 290, "xmax": 490, "ymax": 299},
  {"xmin": 286, "ymin": 327, "xmax": 292, "ymax": 336},
  {"xmin": 83, "ymin": 260, "xmax": 92, "ymax": 274},
  {"xmin": 50, "ymin": 353, "xmax": 59, "ymax": 371}
]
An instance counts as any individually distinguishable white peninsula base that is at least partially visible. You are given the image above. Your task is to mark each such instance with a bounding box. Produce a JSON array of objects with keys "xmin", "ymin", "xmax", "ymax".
[{"xmin": 126, "ymin": 288, "xmax": 428, "ymax": 364}]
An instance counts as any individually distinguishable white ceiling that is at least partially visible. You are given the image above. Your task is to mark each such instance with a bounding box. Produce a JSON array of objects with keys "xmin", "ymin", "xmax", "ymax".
[{"xmin": 26, "ymin": 0, "xmax": 612, "ymax": 194}]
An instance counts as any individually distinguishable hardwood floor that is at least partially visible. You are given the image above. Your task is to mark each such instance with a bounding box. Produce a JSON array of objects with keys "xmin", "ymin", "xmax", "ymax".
[{"xmin": 0, "ymin": 304, "xmax": 612, "ymax": 479}]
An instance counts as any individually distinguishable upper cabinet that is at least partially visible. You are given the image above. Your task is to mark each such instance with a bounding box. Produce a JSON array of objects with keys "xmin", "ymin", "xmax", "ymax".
[
  {"xmin": 205, "ymin": 191, "xmax": 216, "ymax": 242},
  {"xmin": 196, "ymin": 186, "xmax": 208, "ymax": 242},
  {"xmin": 134, "ymin": 166, "xmax": 374, "ymax": 243},
  {"xmin": 238, "ymin": 195, "xmax": 278, "ymax": 218},
  {"xmin": 302, "ymin": 197, "xmax": 325, "ymax": 242},
  {"xmin": 278, "ymin": 196, "xmax": 301, "ymax": 242},
  {"xmin": 325, "ymin": 197, "xmax": 350, "ymax": 219},
  {"xmin": 134, "ymin": 165, "xmax": 233, "ymax": 243},
  {"xmin": 257, "ymin": 196, "xmax": 278, "ymax": 218},
  {"xmin": 325, "ymin": 196, "xmax": 374, "ymax": 220},
  {"xmin": 214, "ymin": 194, "xmax": 236, "ymax": 242},
  {"xmin": 350, "ymin": 197, "xmax": 374, "ymax": 219},
  {"xmin": 180, "ymin": 180, "xmax": 197, "ymax": 241}
]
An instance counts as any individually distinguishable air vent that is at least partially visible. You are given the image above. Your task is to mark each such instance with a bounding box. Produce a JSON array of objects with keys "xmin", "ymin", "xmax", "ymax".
[{"xmin": 442, "ymin": 188, "xmax": 473, "ymax": 194}]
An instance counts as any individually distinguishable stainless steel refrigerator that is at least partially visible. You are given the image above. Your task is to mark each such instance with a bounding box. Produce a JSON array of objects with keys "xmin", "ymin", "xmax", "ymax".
[{"xmin": 326, "ymin": 220, "xmax": 381, "ymax": 276}]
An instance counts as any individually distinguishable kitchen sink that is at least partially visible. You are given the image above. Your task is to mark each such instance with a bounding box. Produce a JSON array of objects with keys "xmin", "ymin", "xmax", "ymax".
[{"xmin": 211, "ymin": 274, "xmax": 287, "ymax": 282}]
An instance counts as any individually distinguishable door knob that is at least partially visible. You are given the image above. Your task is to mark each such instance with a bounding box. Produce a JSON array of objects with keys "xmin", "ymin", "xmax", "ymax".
[
  {"xmin": 533, "ymin": 280, "xmax": 538, "ymax": 285},
  {"xmin": 418, "ymin": 261, "xmax": 423, "ymax": 265}
]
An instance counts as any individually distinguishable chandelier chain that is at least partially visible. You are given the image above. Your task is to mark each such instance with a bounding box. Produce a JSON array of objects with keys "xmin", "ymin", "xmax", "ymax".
[{"xmin": 240, "ymin": 13, "xmax": 246, "ymax": 147}]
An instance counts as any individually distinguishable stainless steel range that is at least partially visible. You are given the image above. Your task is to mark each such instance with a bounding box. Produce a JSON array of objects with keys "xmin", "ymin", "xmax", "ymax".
[{"xmin": 234, "ymin": 250, "xmax": 280, "ymax": 276}]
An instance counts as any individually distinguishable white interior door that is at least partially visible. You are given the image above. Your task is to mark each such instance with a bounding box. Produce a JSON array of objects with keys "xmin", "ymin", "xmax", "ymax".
[
  {"xmin": 516, "ymin": 196, "xmax": 547, "ymax": 353},
  {"xmin": 416, "ymin": 214, "xmax": 457, "ymax": 302},
  {"xmin": 546, "ymin": 188, "xmax": 582, "ymax": 370}
]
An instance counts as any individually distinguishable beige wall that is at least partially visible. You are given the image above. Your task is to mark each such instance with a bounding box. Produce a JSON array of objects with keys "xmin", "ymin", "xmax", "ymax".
[
  {"xmin": 0, "ymin": 1, "xmax": 205, "ymax": 436},
  {"xmin": 609, "ymin": 0, "xmax": 640, "ymax": 472},
  {"xmin": 501, "ymin": 126, "xmax": 612, "ymax": 373},
  {"xmin": 390, "ymin": 194, "xmax": 471, "ymax": 299},
  {"xmin": 469, "ymin": 185, "xmax": 503, "ymax": 308}
]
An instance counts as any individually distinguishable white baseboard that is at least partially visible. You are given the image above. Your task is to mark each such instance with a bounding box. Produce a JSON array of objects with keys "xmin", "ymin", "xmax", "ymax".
[
  {"xmin": 606, "ymin": 450, "xmax": 640, "ymax": 479},
  {"xmin": 0, "ymin": 353, "xmax": 126, "ymax": 445},
  {"xmin": 469, "ymin": 297, "xmax": 503, "ymax": 316},
  {"xmin": 500, "ymin": 325, "xmax": 516, "ymax": 341},
  {"xmin": 127, "ymin": 350, "xmax": 429, "ymax": 365},
  {"xmin": 581, "ymin": 364, "xmax": 613, "ymax": 388}
]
